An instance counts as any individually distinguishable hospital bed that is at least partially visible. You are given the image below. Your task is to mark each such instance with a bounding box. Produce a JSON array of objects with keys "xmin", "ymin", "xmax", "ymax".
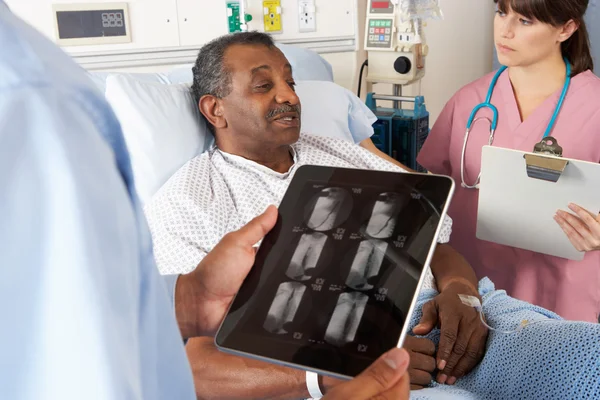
[
  {"xmin": 89, "ymin": 43, "xmax": 378, "ymax": 204},
  {"xmin": 88, "ymin": 43, "xmax": 600, "ymax": 400}
]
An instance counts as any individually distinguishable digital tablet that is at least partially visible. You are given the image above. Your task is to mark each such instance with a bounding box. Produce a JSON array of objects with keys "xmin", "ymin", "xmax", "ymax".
[{"xmin": 215, "ymin": 165, "xmax": 455, "ymax": 379}]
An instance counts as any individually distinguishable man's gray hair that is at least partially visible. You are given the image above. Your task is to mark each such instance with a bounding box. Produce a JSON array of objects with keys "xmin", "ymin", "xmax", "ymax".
[{"xmin": 191, "ymin": 31, "xmax": 276, "ymax": 106}]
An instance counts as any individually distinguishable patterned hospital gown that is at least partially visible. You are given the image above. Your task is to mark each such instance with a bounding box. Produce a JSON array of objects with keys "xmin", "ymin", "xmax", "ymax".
[{"xmin": 144, "ymin": 134, "xmax": 453, "ymax": 290}]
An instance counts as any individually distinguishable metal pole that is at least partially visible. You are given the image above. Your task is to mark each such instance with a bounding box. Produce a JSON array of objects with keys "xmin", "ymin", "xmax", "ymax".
[
  {"xmin": 372, "ymin": 94, "xmax": 416, "ymax": 102},
  {"xmin": 393, "ymin": 84, "xmax": 402, "ymax": 109}
]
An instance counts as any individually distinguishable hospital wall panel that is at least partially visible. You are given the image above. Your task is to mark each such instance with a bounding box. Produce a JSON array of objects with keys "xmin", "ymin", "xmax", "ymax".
[
  {"xmin": 240, "ymin": 0, "xmax": 356, "ymax": 42},
  {"xmin": 7, "ymin": 0, "xmax": 181, "ymax": 52},
  {"xmin": 6, "ymin": 0, "xmax": 359, "ymax": 64},
  {"xmin": 7, "ymin": 0, "xmax": 499, "ymax": 125},
  {"xmin": 176, "ymin": 0, "xmax": 228, "ymax": 47}
]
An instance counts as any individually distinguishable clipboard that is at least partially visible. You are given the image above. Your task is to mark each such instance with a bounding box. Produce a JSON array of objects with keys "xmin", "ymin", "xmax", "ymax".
[{"xmin": 476, "ymin": 137, "xmax": 600, "ymax": 260}]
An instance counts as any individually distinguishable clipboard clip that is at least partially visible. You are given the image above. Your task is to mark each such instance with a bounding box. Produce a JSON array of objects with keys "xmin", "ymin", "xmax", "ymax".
[{"xmin": 523, "ymin": 136, "xmax": 569, "ymax": 183}]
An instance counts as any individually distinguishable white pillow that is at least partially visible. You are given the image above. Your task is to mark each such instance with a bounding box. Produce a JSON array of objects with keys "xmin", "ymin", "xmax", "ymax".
[
  {"xmin": 104, "ymin": 75, "xmax": 376, "ymax": 204},
  {"xmin": 296, "ymin": 81, "xmax": 377, "ymax": 143},
  {"xmin": 90, "ymin": 71, "xmax": 171, "ymax": 94},
  {"xmin": 105, "ymin": 75, "xmax": 213, "ymax": 204}
]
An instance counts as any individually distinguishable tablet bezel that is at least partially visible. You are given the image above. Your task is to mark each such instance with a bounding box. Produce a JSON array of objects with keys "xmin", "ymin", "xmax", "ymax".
[{"xmin": 214, "ymin": 165, "xmax": 455, "ymax": 380}]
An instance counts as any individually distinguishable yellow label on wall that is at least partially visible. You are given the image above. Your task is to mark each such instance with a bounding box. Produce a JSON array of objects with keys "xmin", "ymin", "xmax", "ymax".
[{"xmin": 263, "ymin": 0, "xmax": 282, "ymax": 32}]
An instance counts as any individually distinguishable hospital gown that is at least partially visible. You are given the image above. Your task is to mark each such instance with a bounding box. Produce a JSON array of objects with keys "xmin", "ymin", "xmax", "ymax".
[
  {"xmin": 0, "ymin": 3, "xmax": 194, "ymax": 399},
  {"xmin": 145, "ymin": 133, "xmax": 453, "ymax": 290},
  {"xmin": 145, "ymin": 133, "xmax": 600, "ymax": 399}
]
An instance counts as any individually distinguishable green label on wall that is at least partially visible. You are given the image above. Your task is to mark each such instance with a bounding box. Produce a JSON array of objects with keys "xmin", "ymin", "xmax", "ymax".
[{"xmin": 227, "ymin": 1, "xmax": 241, "ymax": 33}]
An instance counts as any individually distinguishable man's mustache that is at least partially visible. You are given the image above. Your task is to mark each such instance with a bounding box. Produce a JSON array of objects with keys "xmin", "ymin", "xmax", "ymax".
[{"xmin": 266, "ymin": 104, "xmax": 301, "ymax": 120}]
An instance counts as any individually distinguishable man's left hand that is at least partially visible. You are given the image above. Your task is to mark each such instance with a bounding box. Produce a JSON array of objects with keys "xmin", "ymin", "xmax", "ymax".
[
  {"xmin": 412, "ymin": 282, "xmax": 488, "ymax": 386},
  {"xmin": 555, "ymin": 203, "xmax": 600, "ymax": 252}
]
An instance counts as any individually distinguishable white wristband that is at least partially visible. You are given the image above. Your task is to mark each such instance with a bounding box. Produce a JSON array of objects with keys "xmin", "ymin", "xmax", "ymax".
[{"xmin": 306, "ymin": 371, "xmax": 324, "ymax": 399}]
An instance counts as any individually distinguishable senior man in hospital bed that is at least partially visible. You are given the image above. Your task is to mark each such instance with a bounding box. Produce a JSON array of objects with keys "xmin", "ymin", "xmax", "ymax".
[{"xmin": 144, "ymin": 32, "xmax": 600, "ymax": 400}]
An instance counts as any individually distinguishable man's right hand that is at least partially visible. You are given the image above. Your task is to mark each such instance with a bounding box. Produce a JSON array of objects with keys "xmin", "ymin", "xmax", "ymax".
[
  {"xmin": 403, "ymin": 336, "xmax": 436, "ymax": 390},
  {"xmin": 323, "ymin": 348, "xmax": 410, "ymax": 400},
  {"xmin": 175, "ymin": 206, "xmax": 278, "ymax": 338}
]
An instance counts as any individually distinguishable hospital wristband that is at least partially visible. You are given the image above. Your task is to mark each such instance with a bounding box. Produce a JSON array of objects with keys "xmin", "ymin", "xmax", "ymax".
[{"xmin": 306, "ymin": 371, "xmax": 324, "ymax": 399}]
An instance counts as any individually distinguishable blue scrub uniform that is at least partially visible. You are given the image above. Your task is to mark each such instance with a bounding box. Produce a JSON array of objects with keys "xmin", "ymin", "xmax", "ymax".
[{"xmin": 0, "ymin": 2, "xmax": 195, "ymax": 399}]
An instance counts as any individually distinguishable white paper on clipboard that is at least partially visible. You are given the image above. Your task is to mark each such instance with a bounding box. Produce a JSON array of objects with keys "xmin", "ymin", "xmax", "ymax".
[{"xmin": 476, "ymin": 145, "xmax": 600, "ymax": 260}]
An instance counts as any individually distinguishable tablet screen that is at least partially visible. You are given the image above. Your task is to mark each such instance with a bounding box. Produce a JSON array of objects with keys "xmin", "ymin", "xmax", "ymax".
[{"xmin": 215, "ymin": 165, "xmax": 454, "ymax": 378}]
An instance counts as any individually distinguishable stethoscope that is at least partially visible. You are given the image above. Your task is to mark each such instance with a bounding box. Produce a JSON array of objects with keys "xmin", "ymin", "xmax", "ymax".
[{"xmin": 460, "ymin": 57, "xmax": 572, "ymax": 189}]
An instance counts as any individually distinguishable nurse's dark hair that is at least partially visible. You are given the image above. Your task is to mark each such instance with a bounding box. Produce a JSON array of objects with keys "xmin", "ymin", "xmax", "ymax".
[
  {"xmin": 494, "ymin": 0, "xmax": 593, "ymax": 76},
  {"xmin": 190, "ymin": 31, "xmax": 276, "ymax": 132}
]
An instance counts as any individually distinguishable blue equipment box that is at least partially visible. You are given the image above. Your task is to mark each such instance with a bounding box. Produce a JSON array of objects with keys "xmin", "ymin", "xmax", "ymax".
[{"xmin": 365, "ymin": 93, "xmax": 429, "ymax": 172}]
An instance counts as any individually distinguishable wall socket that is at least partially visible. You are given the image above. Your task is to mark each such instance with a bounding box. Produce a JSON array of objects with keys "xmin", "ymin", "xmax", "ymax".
[{"xmin": 298, "ymin": 0, "xmax": 316, "ymax": 32}]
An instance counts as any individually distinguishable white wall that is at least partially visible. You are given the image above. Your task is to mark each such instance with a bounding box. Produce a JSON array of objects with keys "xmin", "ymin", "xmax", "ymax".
[
  {"xmin": 416, "ymin": 1, "xmax": 495, "ymax": 122},
  {"xmin": 6, "ymin": 0, "xmax": 357, "ymax": 62},
  {"xmin": 321, "ymin": 0, "xmax": 367, "ymax": 93},
  {"xmin": 322, "ymin": 52, "xmax": 360, "ymax": 93}
]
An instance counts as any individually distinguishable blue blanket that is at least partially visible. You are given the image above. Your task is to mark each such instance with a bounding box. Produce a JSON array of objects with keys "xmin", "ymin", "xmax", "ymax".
[{"xmin": 408, "ymin": 278, "xmax": 600, "ymax": 400}]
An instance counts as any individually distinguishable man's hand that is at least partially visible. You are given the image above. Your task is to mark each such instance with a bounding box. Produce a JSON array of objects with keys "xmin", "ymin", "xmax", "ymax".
[
  {"xmin": 555, "ymin": 203, "xmax": 600, "ymax": 252},
  {"xmin": 323, "ymin": 348, "xmax": 410, "ymax": 400},
  {"xmin": 185, "ymin": 337, "xmax": 345, "ymax": 399},
  {"xmin": 412, "ymin": 282, "xmax": 487, "ymax": 386},
  {"xmin": 403, "ymin": 336, "xmax": 436, "ymax": 390},
  {"xmin": 175, "ymin": 206, "xmax": 278, "ymax": 338}
]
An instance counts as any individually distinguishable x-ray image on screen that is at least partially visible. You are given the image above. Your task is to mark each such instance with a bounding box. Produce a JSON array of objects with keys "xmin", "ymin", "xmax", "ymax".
[
  {"xmin": 263, "ymin": 282, "xmax": 307, "ymax": 335},
  {"xmin": 365, "ymin": 192, "xmax": 407, "ymax": 239},
  {"xmin": 286, "ymin": 232, "xmax": 329, "ymax": 281},
  {"xmin": 324, "ymin": 292, "xmax": 369, "ymax": 346},
  {"xmin": 304, "ymin": 187, "xmax": 353, "ymax": 231},
  {"xmin": 345, "ymin": 240, "xmax": 389, "ymax": 290}
]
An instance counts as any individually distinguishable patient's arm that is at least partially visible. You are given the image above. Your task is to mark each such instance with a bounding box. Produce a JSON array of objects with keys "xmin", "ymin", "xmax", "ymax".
[
  {"xmin": 359, "ymin": 138, "xmax": 415, "ymax": 172},
  {"xmin": 185, "ymin": 337, "xmax": 341, "ymax": 400},
  {"xmin": 185, "ymin": 335, "xmax": 432, "ymax": 399},
  {"xmin": 429, "ymin": 244, "xmax": 479, "ymax": 294},
  {"xmin": 415, "ymin": 244, "xmax": 487, "ymax": 386}
]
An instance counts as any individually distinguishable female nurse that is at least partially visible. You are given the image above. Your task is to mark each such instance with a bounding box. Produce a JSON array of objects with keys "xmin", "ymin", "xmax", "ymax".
[{"xmin": 417, "ymin": 0, "xmax": 600, "ymax": 322}]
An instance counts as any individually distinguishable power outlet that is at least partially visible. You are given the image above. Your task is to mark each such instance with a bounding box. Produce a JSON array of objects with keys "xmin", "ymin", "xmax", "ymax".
[
  {"xmin": 263, "ymin": 0, "xmax": 282, "ymax": 32},
  {"xmin": 398, "ymin": 33, "xmax": 414, "ymax": 43},
  {"xmin": 298, "ymin": 0, "xmax": 316, "ymax": 32}
]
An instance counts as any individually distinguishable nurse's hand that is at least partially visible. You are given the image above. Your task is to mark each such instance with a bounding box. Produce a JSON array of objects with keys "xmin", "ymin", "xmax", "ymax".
[
  {"xmin": 176, "ymin": 206, "xmax": 278, "ymax": 338},
  {"xmin": 413, "ymin": 282, "xmax": 487, "ymax": 386},
  {"xmin": 555, "ymin": 203, "xmax": 600, "ymax": 252},
  {"xmin": 322, "ymin": 347, "xmax": 410, "ymax": 400}
]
